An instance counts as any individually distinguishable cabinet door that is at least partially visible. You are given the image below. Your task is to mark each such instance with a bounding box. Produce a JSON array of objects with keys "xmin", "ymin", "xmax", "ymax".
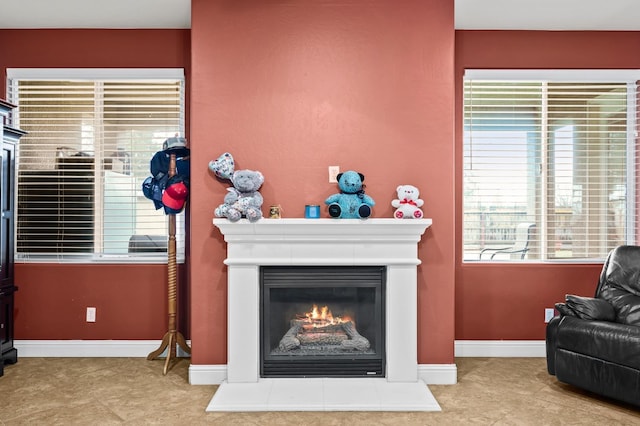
[
  {"xmin": 0, "ymin": 285, "xmax": 16, "ymax": 359},
  {"xmin": 0, "ymin": 142, "xmax": 14, "ymax": 285},
  {"xmin": 0, "ymin": 286, "xmax": 10, "ymax": 355}
]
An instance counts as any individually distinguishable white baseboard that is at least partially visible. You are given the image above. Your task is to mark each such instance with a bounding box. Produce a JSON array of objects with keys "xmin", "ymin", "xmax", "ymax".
[
  {"xmin": 419, "ymin": 363, "xmax": 457, "ymax": 384},
  {"xmin": 14, "ymin": 339, "xmax": 545, "ymax": 386},
  {"xmin": 188, "ymin": 364, "xmax": 227, "ymax": 385},
  {"xmin": 455, "ymin": 340, "xmax": 546, "ymax": 357},
  {"xmin": 16, "ymin": 339, "xmax": 546, "ymax": 359},
  {"xmin": 15, "ymin": 340, "xmax": 191, "ymax": 358}
]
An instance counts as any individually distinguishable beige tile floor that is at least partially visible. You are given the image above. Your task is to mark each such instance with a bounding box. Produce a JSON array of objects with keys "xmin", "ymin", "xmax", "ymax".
[{"xmin": 1, "ymin": 357, "xmax": 638, "ymax": 425}]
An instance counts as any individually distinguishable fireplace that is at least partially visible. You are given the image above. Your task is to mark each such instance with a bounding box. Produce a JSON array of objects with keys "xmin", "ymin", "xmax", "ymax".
[
  {"xmin": 261, "ymin": 266, "xmax": 385, "ymax": 377},
  {"xmin": 208, "ymin": 218, "xmax": 439, "ymax": 411}
]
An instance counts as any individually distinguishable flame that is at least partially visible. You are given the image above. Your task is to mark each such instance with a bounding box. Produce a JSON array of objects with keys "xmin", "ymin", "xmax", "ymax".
[{"xmin": 303, "ymin": 304, "xmax": 352, "ymax": 327}]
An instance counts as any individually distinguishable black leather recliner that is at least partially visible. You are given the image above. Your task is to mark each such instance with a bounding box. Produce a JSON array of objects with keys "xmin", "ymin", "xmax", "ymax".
[{"xmin": 546, "ymin": 245, "xmax": 640, "ymax": 407}]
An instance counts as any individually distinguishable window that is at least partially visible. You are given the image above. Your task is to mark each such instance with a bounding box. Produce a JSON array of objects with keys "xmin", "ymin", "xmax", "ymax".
[
  {"xmin": 7, "ymin": 69, "xmax": 186, "ymax": 262},
  {"xmin": 463, "ymin": 70, "xmax": 638, "ymax": 262}
]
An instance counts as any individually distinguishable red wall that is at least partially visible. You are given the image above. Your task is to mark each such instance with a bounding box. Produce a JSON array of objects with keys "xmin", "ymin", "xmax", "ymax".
[
  {"xmin": 454, "ymin": 30, "xmax": 640, "ymax": 339},
  {"xmin": 16, "ymin": 264, "xmax": 173, "ymax": 339},
  {"xmin": 9, "ymin": 13, "xmax": 638, "ymax": 370},
  {"xmin": 0, "ymin": 29, "xmax": 190, "ymax": 90},
  {"xmin": 189, "ymin": 0, "xmax": 456, "ymax": 365},
  {"xmin": 0, "ymin": 29, "xmax": 191, "ymax": 339}
]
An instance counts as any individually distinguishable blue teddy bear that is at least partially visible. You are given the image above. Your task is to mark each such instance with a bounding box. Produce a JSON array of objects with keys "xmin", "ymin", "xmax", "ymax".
[{"xmin": 325, "ymin": 170, "xmax": 375, "ymax": 219}]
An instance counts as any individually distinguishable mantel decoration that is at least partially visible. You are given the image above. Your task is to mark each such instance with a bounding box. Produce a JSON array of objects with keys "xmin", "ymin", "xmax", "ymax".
[
  {"xmin": 143, "ymin": 136, "xmax": 192, "ymax": 375},
  {"xmin": 325, "ymin": 170, "xmax": 375, "ymax": 219},
  {"xmin": 210, "ymin": 152, "xmax": 265, "ymax": 222},
  {"xmin": 391, "ymin": 184, "xmax": 424, "ymax": 219}
]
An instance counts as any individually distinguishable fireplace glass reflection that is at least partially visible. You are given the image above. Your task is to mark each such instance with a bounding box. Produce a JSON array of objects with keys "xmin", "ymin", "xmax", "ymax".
[{"xmin": 261, "ymin": 266, "xmax": 385, "ymax": 378}]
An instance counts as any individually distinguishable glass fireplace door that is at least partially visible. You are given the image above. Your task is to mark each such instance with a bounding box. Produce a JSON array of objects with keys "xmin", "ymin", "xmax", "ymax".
[{"xmin": 261, "ymin": 266, "xmax": 385, "ymax": 378}]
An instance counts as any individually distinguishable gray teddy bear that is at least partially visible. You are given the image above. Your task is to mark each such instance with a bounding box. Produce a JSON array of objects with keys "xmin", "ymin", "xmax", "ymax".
[{"xmin": 214, "ymin": 169, "xmax": 264, "ymax": 222}]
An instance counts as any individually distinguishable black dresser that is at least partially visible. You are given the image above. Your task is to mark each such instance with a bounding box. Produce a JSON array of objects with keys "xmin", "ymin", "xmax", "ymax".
[{"xmin": 0, "ymin": 100, "xmax": 25, "ymax": 376}]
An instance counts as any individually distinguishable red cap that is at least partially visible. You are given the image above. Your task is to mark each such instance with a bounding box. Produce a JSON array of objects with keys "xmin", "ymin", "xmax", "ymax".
[{"xmin": 162, "ymin": 181, "xmax": 188, "ymax": 210}]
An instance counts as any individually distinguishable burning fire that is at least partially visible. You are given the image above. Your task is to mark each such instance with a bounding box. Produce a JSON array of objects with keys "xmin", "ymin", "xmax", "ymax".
[{"xmin": 301, "ymin": 304, "xmax": 352, "ymax": 328}]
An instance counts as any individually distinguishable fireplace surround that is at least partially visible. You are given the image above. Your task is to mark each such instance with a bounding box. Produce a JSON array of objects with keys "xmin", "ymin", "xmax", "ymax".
[{"xmin": 208, "ymin": 218, "xmax": 439, "ymax": 411}]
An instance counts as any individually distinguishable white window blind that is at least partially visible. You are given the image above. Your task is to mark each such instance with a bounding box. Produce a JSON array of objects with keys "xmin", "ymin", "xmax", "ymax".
[
  {"xmin": 463, "ymin": 70, "xmax": 638, "ymax": 261},
  {"xmin": 7, "ymin": 69, "xmax": 186, "ymax": 262}
]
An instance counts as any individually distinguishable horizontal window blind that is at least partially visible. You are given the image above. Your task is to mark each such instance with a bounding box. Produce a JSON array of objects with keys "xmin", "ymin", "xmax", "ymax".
[
  {"xmin": 463, "ymin": 74, "xmax": 637, "ymax": 261},
  {"xmin": 7, "ymin": 70, "xmax": 186, "ymax": 262}
]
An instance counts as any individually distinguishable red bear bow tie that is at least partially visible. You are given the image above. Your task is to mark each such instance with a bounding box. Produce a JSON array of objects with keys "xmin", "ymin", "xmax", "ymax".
[{"xmin": 400, "ymin": 199, "xmax": 417, "ymax": 206}]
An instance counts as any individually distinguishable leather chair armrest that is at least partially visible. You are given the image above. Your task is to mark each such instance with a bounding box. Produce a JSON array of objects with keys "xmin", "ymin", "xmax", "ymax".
[
  {"xmin": 554, "ymin": 302, "xmax": 576, "ymax": 317},
  {"xmin": 565, "ymin": 295, "xmax": 615, "ymax": 321},
  {"xmin": 556, "ymin": 315, "xmax": 640, "ymax": 370}
]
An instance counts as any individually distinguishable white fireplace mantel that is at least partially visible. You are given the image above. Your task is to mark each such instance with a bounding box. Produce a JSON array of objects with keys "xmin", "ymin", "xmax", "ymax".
[
  {"xmin": 214, "ymin": 218, "xmax": 432, "ymax": 266},
  {"xmin": 208, "ymin": 218, "xmax": 439, "ymax": 411}
]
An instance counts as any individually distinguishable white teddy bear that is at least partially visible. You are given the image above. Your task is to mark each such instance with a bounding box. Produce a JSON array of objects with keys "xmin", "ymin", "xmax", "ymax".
[{"xmin": 391, "ymin": 184, "xmax": 424, "ymax": 219}]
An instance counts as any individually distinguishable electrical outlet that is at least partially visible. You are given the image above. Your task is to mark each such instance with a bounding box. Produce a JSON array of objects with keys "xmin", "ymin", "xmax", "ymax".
[
  {"xmin": 544, "ymin": 308, "xmax": 554, "ymax": 323},
  {"xmin": 329, "ymin": 166, "xmax": 340, "ymax": 183},
  {"xmin": 86, "ymin": 307, "xmax": 96, "ymax": 322}
]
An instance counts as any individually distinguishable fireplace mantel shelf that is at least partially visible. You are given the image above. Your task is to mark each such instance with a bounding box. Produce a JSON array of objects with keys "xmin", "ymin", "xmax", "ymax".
[
  {"xmin": 213, "ymin": 218, "xmax": 432, "ymax": 266},
  {"xmin": 213, "ymin": 218, "xmax": 432, "ymax": 242}
]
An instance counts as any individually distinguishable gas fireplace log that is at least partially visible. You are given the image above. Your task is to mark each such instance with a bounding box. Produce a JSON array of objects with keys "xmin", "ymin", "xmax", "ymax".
[
  {"xmin": 341, "ymin": 321, "xmax": 370, "ymax": 351},
  {"xmin": 301, "ymin": 323, "xmax": 344, "ymax": 333},
  {"xmin": 292, "ymin": 319, "xmax": 343, "ymax": 333},
  {"xmin": 278, "ymin": 323, "xmax": 302, "ymax": 351},
  {"xmin": 297, "ymin": 332, "xmax": 348, "ymax": 345}
]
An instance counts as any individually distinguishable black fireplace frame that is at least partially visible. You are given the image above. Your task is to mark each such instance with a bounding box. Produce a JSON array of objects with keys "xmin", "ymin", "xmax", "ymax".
[{"xmin": 260, "ymin": 265, "xmax": 386, "ymax": 378}]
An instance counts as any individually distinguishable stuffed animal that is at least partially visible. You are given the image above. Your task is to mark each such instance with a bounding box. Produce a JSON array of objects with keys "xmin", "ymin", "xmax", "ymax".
[
  {"xmin": 391, "ymin": 184, "xmax": 424, "ymax": 219},
  {"xmin": 210, "ymin": 152, "xmax": 265, "ymax": 222},
  {"xmin": 214, "ymin": 169, "xmax": 265, "ymax": 222},
  {"xmin": 325, "ymin": 170, "xmax": 375, "ymax": 219},
  {"xmin": 209, "ymin": 152, "xmax": 235, "ymax": 180}
]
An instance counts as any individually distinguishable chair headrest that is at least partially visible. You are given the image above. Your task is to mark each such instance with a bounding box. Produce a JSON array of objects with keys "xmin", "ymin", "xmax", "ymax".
[{"xmin": 601, "ymin": 245, "xmax": 640, "ymax": 296}]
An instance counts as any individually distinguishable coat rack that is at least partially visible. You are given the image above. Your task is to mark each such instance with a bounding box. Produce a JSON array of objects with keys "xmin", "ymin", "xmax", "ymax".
[{"xmin": 147, "ymin": 152, "xmax": 191, "ymax": 374}]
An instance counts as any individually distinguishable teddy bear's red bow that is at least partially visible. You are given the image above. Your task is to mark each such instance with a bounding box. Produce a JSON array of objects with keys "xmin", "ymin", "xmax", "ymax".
[{"xmin": 400, "ymin": 199, "xmax": 417, "ymax": 206}]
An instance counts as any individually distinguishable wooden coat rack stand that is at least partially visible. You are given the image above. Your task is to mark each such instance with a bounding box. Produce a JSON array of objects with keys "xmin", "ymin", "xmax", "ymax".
[{"xmin": 147, "ymin": 152, "xmax": 191, "ymax": 375}]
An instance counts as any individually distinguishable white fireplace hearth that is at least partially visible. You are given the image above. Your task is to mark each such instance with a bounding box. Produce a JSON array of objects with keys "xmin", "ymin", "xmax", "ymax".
[{"xmin": 207, "ymin": 218, "xmax": 440, "ymax": 411}]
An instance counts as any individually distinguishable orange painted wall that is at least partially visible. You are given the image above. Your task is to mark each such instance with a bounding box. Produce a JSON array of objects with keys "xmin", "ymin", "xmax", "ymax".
[
  {"xmin": 0, "ymin": 29, "xmax": 191, "ymax": 339},
  {"xmin": 189, "ymin": 0, "xmax": 456, "ymax": 365},
  {"xmin": 454, "ymin": 30, "xmax": 640, "ymax": 339}
]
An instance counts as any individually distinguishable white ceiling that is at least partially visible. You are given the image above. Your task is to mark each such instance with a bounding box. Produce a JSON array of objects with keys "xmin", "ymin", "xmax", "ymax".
[
  {"xmin": 1, "ymin": 0, "xmax": 640, "ymax": 31},
  {"xmin": 0, "ymin": 0, "xmax": 192, "ymax": 29},
  {"xmin": 455, "ymin": 0, "xmax": 640, "ymax": 31}
]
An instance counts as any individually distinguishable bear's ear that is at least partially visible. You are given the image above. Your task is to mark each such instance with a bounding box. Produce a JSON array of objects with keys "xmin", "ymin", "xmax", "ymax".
[
  {"xmin": 336, "ymin": 172, "xmax": 343, "ymax": 182},
  {"xmin": 255, "ymin": 171, "xmax": 264, "ymax": 185},
  {"xmin": 359, "ymin": 173, "xmax": 365, "ymax": 181}
]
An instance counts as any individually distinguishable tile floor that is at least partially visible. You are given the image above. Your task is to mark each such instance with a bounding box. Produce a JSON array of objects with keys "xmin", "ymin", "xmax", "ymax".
[{"xmin": 1, "ymin": 357, "xmax": 639, "ymax": 425}]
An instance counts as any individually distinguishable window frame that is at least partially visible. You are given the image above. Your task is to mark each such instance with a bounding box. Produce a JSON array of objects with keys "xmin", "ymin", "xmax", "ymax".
[
  {"xmin": 462, "ymin": 69, "xmax": 640, "ymax": 263},
  {"xmin": 7, "ymin": 68, "xmax": 187, "ymax": 264}
]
